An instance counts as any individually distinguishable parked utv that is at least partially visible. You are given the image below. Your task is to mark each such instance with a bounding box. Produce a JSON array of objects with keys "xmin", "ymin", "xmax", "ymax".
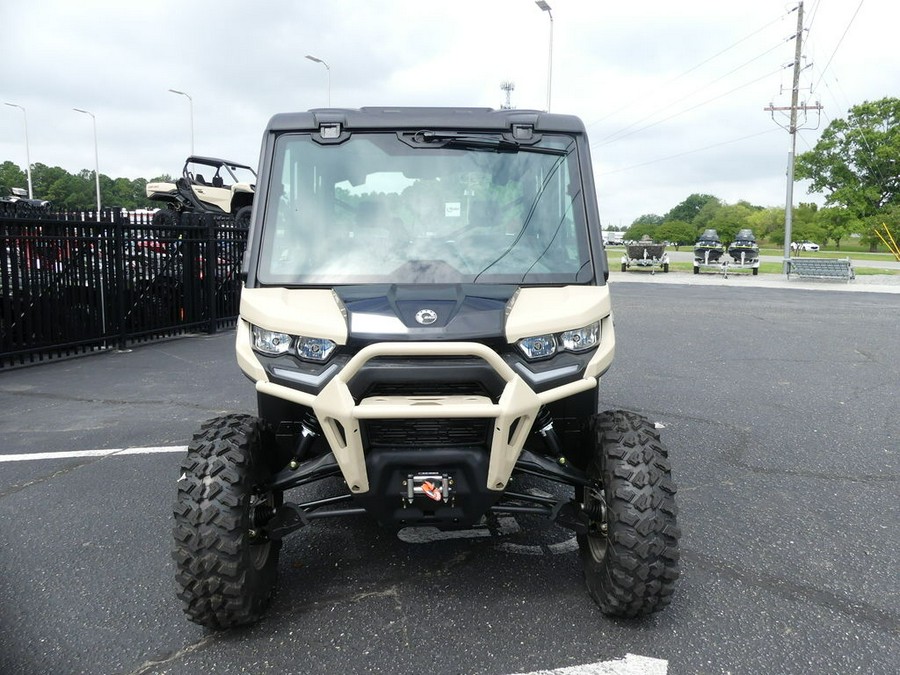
[
  {"xmin": 146, "ymin": 156, "xmax": 256, "ymax": 229},
  {"xmin": 172, "ymin": 107, "xmax": 680, "ymax": 629},
  {"xmin": 0, "ymin": 185, "xmax": 51, "ymax": 214}
]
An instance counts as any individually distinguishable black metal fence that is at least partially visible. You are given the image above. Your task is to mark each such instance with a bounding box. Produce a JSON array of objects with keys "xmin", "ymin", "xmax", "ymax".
[{"xmin": 1, "ymin": 204, "xmax": 248, "ymax": 369}]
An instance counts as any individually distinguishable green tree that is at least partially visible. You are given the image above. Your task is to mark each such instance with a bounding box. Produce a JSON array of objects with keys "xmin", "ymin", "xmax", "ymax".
[
  {"xmin": 795, "ymin": 97, "xmax": 900, "ymax": 224},
  {"xmin": 693, "ymin": 199, "xmax": 723, "ymax": 231},
  {"xmin": 746, "ymin": 207, "xmax": 784, "ymax": 243},
  {"xmin": 791, "ymin": 202, "xmax": 825, "ymax": 244},
  {"xmin": 0, "ymin": 161, "xmax": 26, "ymax": 190},
  {"xmin": 706, "ymin": 203, "xmax": 756, "ymax": 245},
  {"xmin": 631, "ymin": 213, "xmax": 664, "ymax": 226},
  {"xmin": 45, "ymin": 171, "xmax": 94, "ymax": 209},
  {"xmin": 654, "ymin": 220, "xmax": 696, "ymax": 248},
  {"xmin": 815, "ymin": 206, "xmax": 855, "ymax": 249},
  {"xmin": 30, "ymin": 163, "xmax": 70, "ymax": 200},
  {"xmin": 664, "ymin": 193, "xmax": 721, "ymax": 223},
  {"xmin": 624, "ymin": 221, "xmax": 659, "ymax": 241}
]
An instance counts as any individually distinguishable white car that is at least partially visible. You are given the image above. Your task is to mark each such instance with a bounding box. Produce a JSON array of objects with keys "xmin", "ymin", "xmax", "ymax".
[{"xmin": 792, "ymin": 240, "xmax": 820, "ymax": 252}]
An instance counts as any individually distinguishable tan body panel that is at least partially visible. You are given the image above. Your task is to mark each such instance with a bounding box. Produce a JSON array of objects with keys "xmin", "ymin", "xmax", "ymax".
[
  {"xmin": 240, "ymin": 287, "xmax": 348, "ymax": 343},
  {"xmin": 145, "ymin": 181, "xmax": 176, "ymax": 199},
  {"xmin": 237, "ymin": 285, "xmax": 615, "ymax": 495},
  {"xmin": 505, "ymin": 285, "xmax": 611, "ymax": 341}
]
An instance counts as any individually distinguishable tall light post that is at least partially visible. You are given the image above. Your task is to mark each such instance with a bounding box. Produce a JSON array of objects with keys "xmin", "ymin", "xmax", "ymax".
[
  {"xmin": 168, "ymin": 89, "xmax": 194, "ymax": 155},
  {"xmin": 4, "ymin": 102, "xmax": 34, "ymax": 198},
  {"xmin": 73, "ymin": 108, "xmax": 101, "ymax": 213},
  {"xmin": 535, "ymin": 1, "xmax": 553, "ymax": 112},
  {"xmin": 305, "ymin": 55, "xmax": 331, "ymax": 107}
]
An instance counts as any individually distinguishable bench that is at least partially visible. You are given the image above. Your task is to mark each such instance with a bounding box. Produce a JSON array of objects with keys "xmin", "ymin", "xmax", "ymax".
[{"xmin": 787, "ymin": 257, "xmax": 855, "ymax": 282}]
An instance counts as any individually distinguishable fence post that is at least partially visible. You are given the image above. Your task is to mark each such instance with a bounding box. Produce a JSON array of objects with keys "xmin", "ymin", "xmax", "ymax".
[
  {"xmin": 205, "ymin": 214, "xmax": 217, "ymax": 334},
  {"xmin": 112, "ymin": 210, "xmax": 128, "ymax": 350}
]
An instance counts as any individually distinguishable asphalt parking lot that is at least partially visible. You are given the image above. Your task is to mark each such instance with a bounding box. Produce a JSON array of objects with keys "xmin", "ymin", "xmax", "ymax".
[{"xmin": 1, "ymin": 280, "xmax": 898, "ymax": 675}]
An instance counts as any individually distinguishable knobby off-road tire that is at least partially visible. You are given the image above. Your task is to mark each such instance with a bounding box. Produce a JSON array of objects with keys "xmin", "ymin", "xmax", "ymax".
[
  {"xmin": 577, "ymin": 409, "xmax": 680, "ymax": 617},
  {"xmin": 234, "ymin": 205, "xmax": 253, "ymax": 230},
  {"xmin": 151, "ymin": 208, "xmax": 179, "ymax": 240},
  {"xmin": 172, "ymin": 414, "xmax": 282, "ymax": 629}
]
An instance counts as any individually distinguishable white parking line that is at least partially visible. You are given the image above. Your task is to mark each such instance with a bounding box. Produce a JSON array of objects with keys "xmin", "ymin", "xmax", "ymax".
[
  {"xmin": 0, "ymin": 445, "xmax": 187, "ymax": 463},
  {"xmin": 512, "ymin": 654, "xmax": 667, "ymax": 675}
]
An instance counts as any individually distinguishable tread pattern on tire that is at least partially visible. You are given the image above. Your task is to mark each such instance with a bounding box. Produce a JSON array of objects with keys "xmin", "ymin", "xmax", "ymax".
[
  {"xmin": 578, "ymin": 409, "xmax": 681, "ymax": 617},
  {"xmin": 172, "ymin": 413, "xmax": 280, "ymax": 629}
]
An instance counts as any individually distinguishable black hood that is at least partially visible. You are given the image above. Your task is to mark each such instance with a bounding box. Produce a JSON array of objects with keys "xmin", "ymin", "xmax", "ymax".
[{"xmin": 335, "ymin": 284, "xmax": 517, "ymax": 342}]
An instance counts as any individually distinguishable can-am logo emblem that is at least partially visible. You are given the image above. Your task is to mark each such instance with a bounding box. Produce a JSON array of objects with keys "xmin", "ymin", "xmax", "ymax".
[{"xmin": 415, "ymin": 309, "xmax": 438, "ymax": 325}]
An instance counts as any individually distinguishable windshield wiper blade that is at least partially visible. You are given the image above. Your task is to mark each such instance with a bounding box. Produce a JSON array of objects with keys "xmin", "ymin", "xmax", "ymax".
[
  {"xmin": 414, "ymin": 130, "xmax": 519, "ymax": 152},
  {"xmin": 406, "ymin": 130, "xmax": 567, "ymax": 155}
]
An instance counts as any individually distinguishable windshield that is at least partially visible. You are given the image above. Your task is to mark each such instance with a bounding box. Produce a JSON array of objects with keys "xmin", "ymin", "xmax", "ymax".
[
  {"xmin": 185, "ymin": 160, "xmax": 256, "ymax": 187},
  {"xmin": 257, "ymin": 132, "xmax": 592, "ymax": 285}
]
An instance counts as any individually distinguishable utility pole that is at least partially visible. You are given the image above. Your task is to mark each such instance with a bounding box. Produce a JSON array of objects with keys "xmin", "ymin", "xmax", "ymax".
[{"xmin": 765, "ymin": 1, "xmax": 821, "ymax": 274}]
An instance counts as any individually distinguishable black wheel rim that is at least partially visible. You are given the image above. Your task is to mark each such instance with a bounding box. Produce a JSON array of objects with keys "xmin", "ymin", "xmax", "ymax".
[
  {"xmin": 249, "ymin": 492, "xmax": 276, "ymax": 569},
  {"xmin": 584, "ymin": 484, "xmax": 609, "ymax": 562}
]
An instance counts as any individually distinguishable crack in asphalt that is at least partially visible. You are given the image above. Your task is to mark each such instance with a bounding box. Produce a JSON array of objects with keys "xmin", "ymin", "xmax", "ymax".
[
  {"xmin": 0, "ymin": 457, "xmax": 105, "ymax": 500},
  {"xmin": 684, "ymin": 548, "xmax": 900, "ymax": 634},
  {"xmin": 0, "ymin": 387, "xmax": 227, "ymax": 412},
  {"xmin": 126, "ymin": 635, "xmax": 217, "ymax": 675},
  {"xmin": 629, "ymin": 407, "xmax": 900, "ymax": 484}
]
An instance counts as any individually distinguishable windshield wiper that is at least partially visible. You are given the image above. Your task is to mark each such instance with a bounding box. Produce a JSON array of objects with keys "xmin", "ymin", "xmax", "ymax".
[{"xmin": 404, "ymin": 130, "xmax": 567, "ymax": 155}]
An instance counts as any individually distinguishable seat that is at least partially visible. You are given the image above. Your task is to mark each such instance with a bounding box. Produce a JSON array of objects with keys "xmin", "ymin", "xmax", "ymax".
[
  {"xmin": 212, "ymin": 175, "xmax": 224, "ymax": 188},
  {"xmin": 195, "ymin": 174, "xmax": 207, "ymax": 185}
]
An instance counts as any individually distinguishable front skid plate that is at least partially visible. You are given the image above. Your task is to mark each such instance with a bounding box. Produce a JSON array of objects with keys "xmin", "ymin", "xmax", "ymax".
[{"xmin": 262, "ymin": 448, "xmax": 590, "ymax": 534}]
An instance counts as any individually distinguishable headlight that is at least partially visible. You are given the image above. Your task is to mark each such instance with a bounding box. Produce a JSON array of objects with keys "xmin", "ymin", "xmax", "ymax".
[
  {"xmin": 252, "ymin": 326, "xmax": 292, "ymax": 355},
  {"xmin": 516, "ymin": 321, "xmax": 600, "ymax": 361},
  {"xmin": 561, "ymin": 322, "xmax": 600, "ymax": 352},
  {"xmin": 251, "ymin": 325, "xmax": 337, "ymax": 363},
  {"xmin": 517, "ymin": 334, "xmax": 557, "ymax": 360},
  {"xmin": 297, "ymin": 336, "xmax": 336, "ymax": 362}
]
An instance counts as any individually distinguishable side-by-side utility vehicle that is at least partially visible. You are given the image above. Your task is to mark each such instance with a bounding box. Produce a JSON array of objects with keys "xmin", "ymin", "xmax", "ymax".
[{"xmin": 172, "ymin": 107, "xmax": 681, "ymax": 628}]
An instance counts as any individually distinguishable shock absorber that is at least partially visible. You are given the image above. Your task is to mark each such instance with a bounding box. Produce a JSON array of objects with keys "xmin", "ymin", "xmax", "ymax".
[
  {"xmin": 536, "ymin": 406, "xmax": 567, "ymax": 464},
  {"xmin": 289, "ymin": 411, "xmax": 321, "ymax": 469}
]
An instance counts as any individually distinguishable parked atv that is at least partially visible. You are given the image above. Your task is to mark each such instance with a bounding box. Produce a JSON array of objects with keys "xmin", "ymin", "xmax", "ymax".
[
  {"xmin": 146, "ymin": 156, "xmax": 256, "ymax": 229},
  {"xmin": 172, "ymin": 107, "xmax": 681, "ymax": 629}
]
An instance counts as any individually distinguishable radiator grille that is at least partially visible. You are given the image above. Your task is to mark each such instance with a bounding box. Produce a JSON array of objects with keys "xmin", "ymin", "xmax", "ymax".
[
  {"xmin": 364, "ymin": 418, "xmax": 490, "ymax": 448},
  {"xmin": 361, "ymin": 381, "xmax": 490, "ymax": 398}
]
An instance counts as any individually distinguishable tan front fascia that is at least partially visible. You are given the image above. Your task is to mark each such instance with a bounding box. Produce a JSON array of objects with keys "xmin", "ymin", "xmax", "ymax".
[
  {"xmin": 239, "ymin": 285, "xmax": 614, "ymax": 497},
  {"xmin": 240, "ymin": 287, "xmax": 348, "ymax": 343},
  {"xmin": 505, "ymin": 285, "xmax": 611, "ymax": 341},
  {"xmin": 506, "ymin": 285, "xmax": 615, "ymax": 379},
  {"xmin": 236, "ymin": 286, "xmax": 349, "ymax": 389}
]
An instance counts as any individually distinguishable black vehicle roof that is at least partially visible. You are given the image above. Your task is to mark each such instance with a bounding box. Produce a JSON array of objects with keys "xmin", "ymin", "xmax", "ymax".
[
  {"xmin": 184, "ymin": 155, "xmax": 253, "ymax": 169},
  {"xmin": 264, "ymin": 107, "xmax": 587, "ymax": 134}
]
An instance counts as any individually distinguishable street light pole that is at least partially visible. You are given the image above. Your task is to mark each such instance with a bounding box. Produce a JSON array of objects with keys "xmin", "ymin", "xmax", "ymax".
[
  {"xmin": 73, "ymin": 108, "xmax": 101, "ymax": 213},
  {"xmin": 535, "ymin": 1, "xmax": 553, "ymax": 112},
  {"xmin": 168, "ymin": 89, "xmax": 194, "ymax": 155},
  {"xmin": 305, "ymin": 55, "xmax": 331, "ymax": 107},
  {"xmin": 4, "ymin": 102, "xmax": 34, "ymax": 198}
]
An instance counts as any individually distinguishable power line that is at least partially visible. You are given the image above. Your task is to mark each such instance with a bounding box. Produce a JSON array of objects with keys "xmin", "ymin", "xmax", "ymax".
[
  {"xmin": 811, "ymin": 0, "xmax": 865, "ymax": 94},
  {"xmin": 585, "ymin": 9, "xmax": 793, "ymax": 130},
  {"xmin": 593, "ymin": 66, "xmax": 784, "ymax": 149},
  {"xmin": 596, "ymin": 127, "xmax": 780, "ymax": 176},
  {"xmin": 595, "ymin": 38, "xmax": 789, "ymax": 147}
]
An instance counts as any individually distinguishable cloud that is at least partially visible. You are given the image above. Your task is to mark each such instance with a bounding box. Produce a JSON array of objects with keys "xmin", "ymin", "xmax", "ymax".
[{"xmin": 1, "ymin": 0, "xmax": 894, "ymax": 224}]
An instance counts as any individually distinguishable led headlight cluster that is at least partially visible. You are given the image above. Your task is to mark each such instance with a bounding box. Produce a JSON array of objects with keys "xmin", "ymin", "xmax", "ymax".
[
  {"xmin": 515, "ymin": 321, "xmax": 600, "ymax": 361},
  {"xmin": 251, "ymin": 325, "xmax": 336, "ymax": 363}
]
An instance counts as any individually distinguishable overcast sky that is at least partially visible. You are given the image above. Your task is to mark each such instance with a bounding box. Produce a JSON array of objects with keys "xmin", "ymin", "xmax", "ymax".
[{"xmin": 1, "ymin": 0, "xmax": 894, "ymax": 226}]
